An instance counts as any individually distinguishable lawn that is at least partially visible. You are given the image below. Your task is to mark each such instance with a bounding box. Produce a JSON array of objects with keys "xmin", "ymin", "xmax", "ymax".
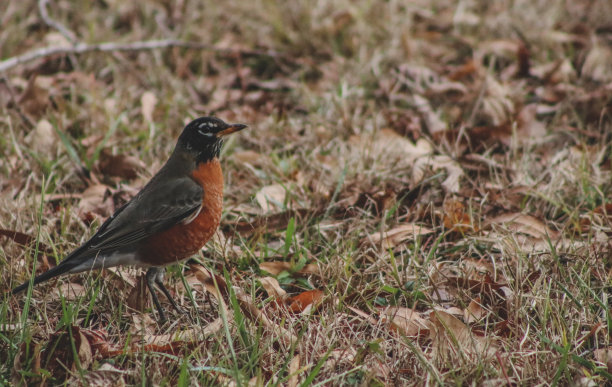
[{"xmin": 1, "ymin": 0, "xmax": 611, "ymax": 385}]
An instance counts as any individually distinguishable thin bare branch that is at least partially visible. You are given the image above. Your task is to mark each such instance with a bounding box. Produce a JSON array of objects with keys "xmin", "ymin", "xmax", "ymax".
[
  {"xmin": 38, "ymin": 0, "xmax": 78, "ymax": 44},
  {"xmin": 0, "ymin": 39, "xmax": 287, "ymax": 73}
]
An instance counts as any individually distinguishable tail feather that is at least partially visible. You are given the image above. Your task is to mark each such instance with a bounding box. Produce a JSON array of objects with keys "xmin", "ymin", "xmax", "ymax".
[
  {"xmin": 11, "ymin": 244, "xmax": 93, "ymax": 295},
  {"xmin": 12, "ymin": 259, "xmax": 81, "ymax": 294}
]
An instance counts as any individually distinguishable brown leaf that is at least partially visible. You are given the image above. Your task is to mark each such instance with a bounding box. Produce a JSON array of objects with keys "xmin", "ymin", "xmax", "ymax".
[
  {"xmin": 25, "ymin": 119, "xmax": 58, "ymax": 158},
  {"xmin": 0, "ymin": 229, "xmax": 52, "ymax": 254},
  {"xmin": 42, "ymin": 326, "xmax": 93, "ymax": 382},
  {"xmin": 225, "ymin": 208, "xmax": 322, "ymax": 234},
  {"xmin": 365, "ymin": 223, "xmax": 433, "ymax": 249},
  {"xmin": 82, "ymin": 363, "xmax": 127, "ymax": 386},
  {"xmin": 98, "ymin": 148, "xmax": 144, "ymax": 180},
  {"xmin": 78, "ymin": 184, "xmax": 115, "ymax": 220},
  {"xmin": 140, "ymin": 91, "xmax": 158, "ymax": 123},
  {"xmin": 443, "ymin": 198, "xmax": 477, "ymax": 232},
  {"xmin": 464, "ymin": 298, "xmax": 487, "ymax": 324},
  {"xmin": 430, "ymin": 310, "xmax": 497, "ymax": 359},
  {"xmin": 485, "ymin": 213, "xmax": 559, "ymax": 239},
  {"xmin": 18, "ymin": 75, "xmax": 50, "ymax": 118},
  {"xmin": 125, "ymin": 273, "xmax": 148, "ymax": 312},
  {"xmin": 287, "ymin": 354, "xmax": 301, "ymax": 387},
  {"xmin": 259, "ymin": 261, "xmax": 319, "ymax": 276},
  {"xmin": 233, "ymin": 150, "xmax": 264, "ymax": 165},
  {"xmin": 259, "ymin": 276, "xmax": 287, "ymax": 298},
  {"xmin": 287, "ymin": 289, "xmax": 324, "ymax": 313},
  {"xmin": 191, "ymin": 264, "xmax": 228, "ymax": 301},
  {"xmin": 52, "ymin": 282, "xmax": 87, "ymax": 301},
  {"xmin": 594, "ymin": 347, "xmax": 612, "ymax": 373},
  {"xmin": 382, "ymin": 307, "xmax": 431, "ymax": 337},
  {"xmin": 255, "ymin": 184, "xmax": 287, "ymax": 213}
]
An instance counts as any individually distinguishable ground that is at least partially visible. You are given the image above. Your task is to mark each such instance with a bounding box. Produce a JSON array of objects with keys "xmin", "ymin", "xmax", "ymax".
[{"xmin": 1, "ymin": 0, "xmax": 612, "ymax": 385}]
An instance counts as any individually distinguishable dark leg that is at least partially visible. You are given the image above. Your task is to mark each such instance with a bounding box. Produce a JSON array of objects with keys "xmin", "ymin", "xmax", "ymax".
[
  {"xmin": 153, "ymin": 270, "xmax": 185, "ymax": 316},
  {"xmin": 146, "ymin": 267, "xmax": 167, "ymax": 324}
]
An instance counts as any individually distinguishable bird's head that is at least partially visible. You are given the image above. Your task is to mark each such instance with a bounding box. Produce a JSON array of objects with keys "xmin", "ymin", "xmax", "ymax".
[{"xmin": 177, "ymin": 117, "xmax": 247, "ymax": 163}]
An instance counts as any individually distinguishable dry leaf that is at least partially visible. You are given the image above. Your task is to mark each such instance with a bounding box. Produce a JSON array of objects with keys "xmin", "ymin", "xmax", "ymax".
[
  {"xmin": 233, "ymin": 150, "xmax": 264, "ymax": 165},
  {"xmin": 53, "ymin": 282, "xmax": 87, "ymax": 301},
  {"xmin": 82, "ymin": 363, "xmax": 127, "ymax": 387},
  {"xmin": 25, "ymin": 119, "xmax": 58, "ymax": 158},
  {"xmin": 259, "ymin": 261, "xmax": 319, "ymax": 276},
  {"xmin": 255, "ymin": 184, "xmax": 286, "ymax": 213},
  {"xmin": 259, "ymin": 276, "xmax": 287, "ymax": 298},
  {"xmin": 42, "ymin": 326, "xmax": 93, "ymax": 382},
  {"xmin": 98, "ymin": 148, "xmax": 144, "ymax": 180},
  {"xmin": 18, "ymin": 75, "xmax": 50, "ymax": 117},
  {"xmin": 140, "ymin": 91, "xmax": 157, "ymax": 123},
  {"xmin": 464, "ymin": 298, "xmax": 487, "ymax": 324},
  {"xmin": 430, "ymin": 310, "xmax": 497, "ymax": 359},
  {"xmin": 383, "ymin": 307, "xmax": 431, "ymax": 337},
  {"xmin": 78, "ymin": 184, "xmax": 115, "ymax": 220},
  {"xmin": 594, "ymin": 347, "xmax": 612, "ymax": 373},
  {"xmin": 582, "ymin": 40, "xmax": 612, "ymax": 82},
  {"xmin": 485, "ymin": 213, "xmax": 559, "ymax": 239},
  {"xmin": 287, "ymin": 290, "xmax": 324, "ymax": 313},
  {"xmin": 365, "ymin": 223, "xmax": 433, "ymax": 249},
  {"xmin": 125, "ymin": 273, "xmax": 148, "ymax": 312},
  {"xmin": 413, "ymin": 155, "xmax": 464, "ymax": 193},
  {"xmin": 287, "ymin": 354, "xmax": 301, "ymax": 387},
  {"xmin": 443, "ymin": 198, "xmax": 477, "ymax": 232}
]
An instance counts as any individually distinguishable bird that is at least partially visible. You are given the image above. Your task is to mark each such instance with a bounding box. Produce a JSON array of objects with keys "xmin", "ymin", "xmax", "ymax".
[{"xmin": 12, "ymin": 116, "xmax": 247, "ymax": 323}]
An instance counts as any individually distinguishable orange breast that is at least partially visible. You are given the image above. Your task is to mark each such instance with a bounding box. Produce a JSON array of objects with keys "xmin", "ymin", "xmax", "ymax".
[{"xmin": 140, "ymin": 159, "xmax": 224, "ymax": 266}]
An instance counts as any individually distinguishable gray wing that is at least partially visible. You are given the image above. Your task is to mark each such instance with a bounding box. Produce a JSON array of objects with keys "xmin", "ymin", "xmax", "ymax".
[{"xmin": 86, "ymin": 176, "xmax": 203, "ymax": 253}]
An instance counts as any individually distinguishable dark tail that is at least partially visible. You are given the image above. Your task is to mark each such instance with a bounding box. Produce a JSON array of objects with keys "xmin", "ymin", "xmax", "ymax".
[
  {"xmin": 11, "ymin": 260, "xmax": 81, "ymax": 294},
  {"xmin": 11, "ymin": 244, "xmax": 92, "ymax": 294}
]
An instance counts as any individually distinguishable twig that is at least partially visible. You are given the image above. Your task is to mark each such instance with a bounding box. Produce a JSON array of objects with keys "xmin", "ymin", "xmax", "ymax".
[
  {"xmin": 0, "ymin": 39, "xmax": 287, "ymax": 73},
  {"xmin": 38, "ymin": 0, "xmax": 78, "ymax": 44}
]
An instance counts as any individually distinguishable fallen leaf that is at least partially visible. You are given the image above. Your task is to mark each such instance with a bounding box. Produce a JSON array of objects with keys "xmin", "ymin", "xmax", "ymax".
[
  {"xmin": 53, "ymin": 282, "xmax": 87, "ymax": 301},
  {"xmin": 594, "ymin": 347, "xmax": 612, "ymax": 373},
  {"xmin": 259, "ymin": 261, "xmax": 319, "ymax": 276},
  {"xmin": 0, "ymin": 229, "xmax": 52, "ymax": 254},
  {"xmin": 233, "ymin": 150, "xmax": 264, "ymax": 165},
  {"xmin": 82, "ymin": 362, "xmax": 127, "ymax": 386},
  {"xmin": 464, "ymin": 298, "xmax": 487, "ymax": 324},
  {"xmin": 365, "ymin": 223, "xmax": 433, "ymax": 249},
  {"xmin": 443, "ymin": 198, "xmax": 477, "ymax": 232},
  {"xmin": 430, "ymin": 310, "xmax": 497, "ymax": 360},
  {"xmin": 582, "ymin": 40, "xmax": 612, "ymax": 82},
  {"xmin": 140, "ymin": 91, "xmax": 158, "ymax": 123},
  {"xmin": 287, "ymin": 354, "xmax": 301, "ymax": 387},
  {"xmin": 255, "ymin": 184, "xmax": 286, "ymax": 213},
  {"xmin": 125, "ymin": 273, "xmax": 148, "ymax": 312},
  {"xmin": 42, "ymin": 326, "xmax": 93, "ymax": 382},
  {"xmin": 382, "ymin": 307, "xmax": 431, "ymax": 337},
  {"xmin": 485, "ymin": 213, "xmax": 559, "ymax": 239},
  {"xmin": 98, "ymin": 148, "xmax": 144, "ymax": 180},
  {"xmin": 18, "ymin": 75, "xmax": 50, "ymax": 118},
  {"xmin": 287, "ymin": 290, "xmax": 324, "ymax": 313},
  {"xmin": 412, "ymin": 155, "xmax": 464, "ymax": 193},
  {"xmin": 259, "ymin": 276, "xmax": 287, "ymax": 298},
  {"xmin": 25, "ymin": 119, "xmax": 58, "ymax": 158},
  {"xmin": 78, "ymin": 184, "xmax": 114, "ymax": 220}
]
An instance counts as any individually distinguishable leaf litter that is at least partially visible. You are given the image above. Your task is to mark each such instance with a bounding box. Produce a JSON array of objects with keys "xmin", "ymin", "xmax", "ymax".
[{"xmin": 2, "ymin": 0, "xmax": 612, "ymax": 385}]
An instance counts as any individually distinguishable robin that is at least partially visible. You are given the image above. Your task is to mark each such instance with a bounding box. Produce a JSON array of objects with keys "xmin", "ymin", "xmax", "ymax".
[{"xmin": 12, "ymin": 117, "xmax": 247, "ymax": 323}]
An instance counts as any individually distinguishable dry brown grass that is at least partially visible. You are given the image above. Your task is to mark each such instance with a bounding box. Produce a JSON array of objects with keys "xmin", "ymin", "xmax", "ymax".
[{"xmin": 1, "ymin": 0, "xmax": 612, "ymax": 385}]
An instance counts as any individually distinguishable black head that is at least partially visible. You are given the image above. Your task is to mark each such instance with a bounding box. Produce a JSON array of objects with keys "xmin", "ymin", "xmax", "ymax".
[{"xmin": 177, "ymin": 117, "xmax": 247, "ymax": 163}]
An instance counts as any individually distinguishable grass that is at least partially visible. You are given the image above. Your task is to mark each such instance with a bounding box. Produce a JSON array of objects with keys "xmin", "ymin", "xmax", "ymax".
[{"xmin": 1, "ymin": 0, "xmax": 612, "ymax": 385}]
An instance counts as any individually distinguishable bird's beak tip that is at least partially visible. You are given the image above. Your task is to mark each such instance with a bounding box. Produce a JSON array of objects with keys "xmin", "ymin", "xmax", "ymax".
[{"xmin": 216, "ymin": 123, "xmax": 248, "ymax": 137}]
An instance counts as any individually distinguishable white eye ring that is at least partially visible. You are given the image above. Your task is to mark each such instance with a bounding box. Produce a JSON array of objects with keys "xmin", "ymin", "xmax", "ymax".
[{"xmin": 197, "ymin": 129, "xmax": 214, "ymax": 137}]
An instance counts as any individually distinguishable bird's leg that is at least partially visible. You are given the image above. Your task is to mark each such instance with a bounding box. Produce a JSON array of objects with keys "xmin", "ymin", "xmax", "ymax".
[
  {"xmin": 146, "ymin": 267, "xmax": 167, "ymax": 324},
  {"xmin": 152, "ymin": 268, "xmax": 184, "ymax": 315}
]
